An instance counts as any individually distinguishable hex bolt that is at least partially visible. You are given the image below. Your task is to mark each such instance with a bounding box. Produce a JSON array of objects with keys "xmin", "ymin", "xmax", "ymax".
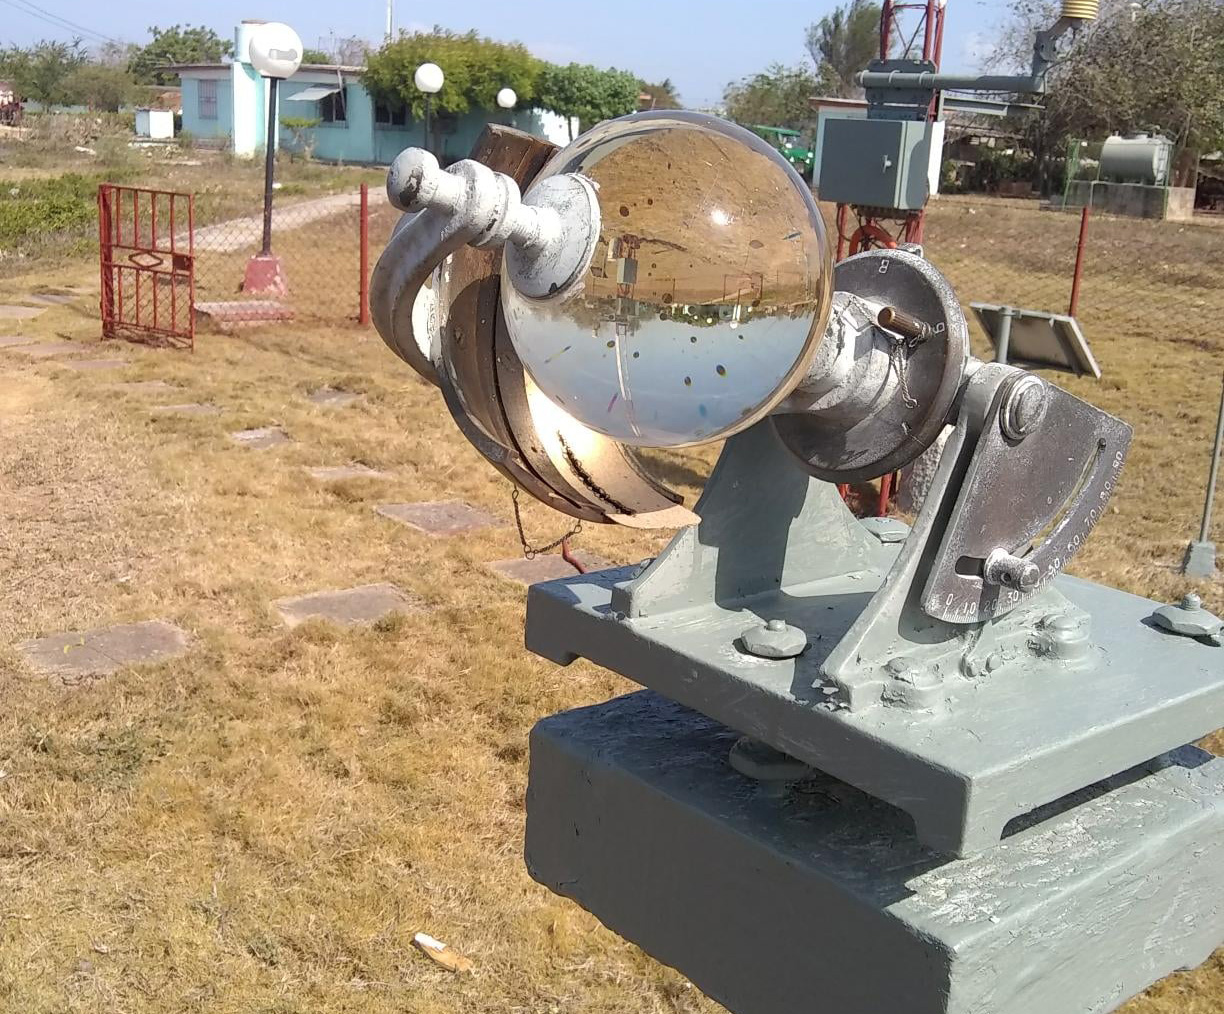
[
  {"xmin": 740, "ymin": 619, "xmax": 808, "ymax": 660},
  {"xmin": 983, "ymin": 548, "xmax": 1041, "ymax": 592},
  {"xmin": 1000, "ymin": 374, "xmax": 1049, "ymax": 441},
  {"xmin": 1151, "ymin": 592, "xmax": 1223, "ymax": 642}
]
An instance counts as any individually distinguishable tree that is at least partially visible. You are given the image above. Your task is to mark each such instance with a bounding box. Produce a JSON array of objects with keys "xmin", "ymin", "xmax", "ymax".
[
  {"xmin": 723, "ymin": 63, "xmax": 819, "ymax": 129},
  {"xmin": 0, "ymin": 40, "xmax": 88, "ymax": 105},
  {"xmin": 62, "ymin": 64, "xmax": 137, "ymax": 111},
  {"xmin": 301, "ymin": 48, "xmax": 331, "ymax": 65},
  {"xmin": 805, "ymin": 0, "xmax": 883, "ymax": 98},
  {"xmin": 364, "ymin": 28, "xmax": 541, "ymax": 119},
  {"xmin": 997, "ymin": 0, "xmax": 1224, "ymax": 185},
  {"xmin": 128, "ymin": 25, "xmax": 233, "ymax": 85},
  {"xmin": 640, "ymin": 78, "xmax": 681, "ymax": 109},
  {"xmin": 536, "ymin": 63, "xmax": 640, "ymax": 137}
]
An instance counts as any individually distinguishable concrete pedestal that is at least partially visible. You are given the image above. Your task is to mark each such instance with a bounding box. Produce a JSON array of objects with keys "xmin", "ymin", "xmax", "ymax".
[{"xmin": 527, "ymin": 692, "xmax": 1224, "ymax": 1014}]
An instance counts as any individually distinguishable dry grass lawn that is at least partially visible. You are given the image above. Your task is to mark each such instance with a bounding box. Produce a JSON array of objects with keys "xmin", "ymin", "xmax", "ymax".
[{"xmin": 0, "ymin": 193, "xmax": 1221, "ymax": 1014}]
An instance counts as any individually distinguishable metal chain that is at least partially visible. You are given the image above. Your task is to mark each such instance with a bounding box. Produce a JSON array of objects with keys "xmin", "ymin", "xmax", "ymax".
[
  {"xmin": 888, "ymin": 336, "xmax": 920, "ymax": 410},
  {"xmin": 511, "ymin": 485, "xmax": 582, "ymax": 559}
]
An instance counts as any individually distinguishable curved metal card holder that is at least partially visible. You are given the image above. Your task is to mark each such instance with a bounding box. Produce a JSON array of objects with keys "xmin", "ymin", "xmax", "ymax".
[{"xmin": 369, "ymin": 125, "xmax": 696, "ymax": 529}]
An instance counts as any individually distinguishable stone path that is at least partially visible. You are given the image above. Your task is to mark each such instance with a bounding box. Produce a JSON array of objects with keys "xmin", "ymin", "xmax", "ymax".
[
  {"xmin": 307, "ymin": 464, "xmax": 391, "ymax": 482},
  {"xmin": 488, "ymin": 553, "xmax": 608, "ymax": 586},
  {"xmin": 231, "ymin": 426, "xmax": 290, "ymax": 449},
  {"xmin": 115, "ymin": 380, "xmax": 176, "ymax": 393},
  {"xmin": 190, "ymin": 189, "xmax": 386, "ymax": 253},
  {"xmin": 153, "ymin": 403, "xmax": 221, "ymax": 416},
  {"xmin": 0, "ymin": 335, "xmax": 35, "ymax": 349},
  {"xmin": 18, "ymin": 620, "xmax": 191, "ymax": 680},
  {"xmin": 274, "ymin": 582, "xmax": 418, "ymax": 628},
  {"xmin": 307, "ymin": 388, "xmax": 362, "ymax": 407},
  {"xmin": 0, "ymin": 304, "xmax": 45, "ymax": 320},
  {"xmin": 60, "ymin": 359, "xmax": 126, "ymax": 372},
  {"xmin": 376, "ymin": 500, "xmax": 505, "ymax": 537},
  {"xmin": 28, "ymin": 292, "xmax": 79, "ymax": 306},
  {"xmin": 11, "ymin": 341, "xmax": 81, "ymax": 358}
]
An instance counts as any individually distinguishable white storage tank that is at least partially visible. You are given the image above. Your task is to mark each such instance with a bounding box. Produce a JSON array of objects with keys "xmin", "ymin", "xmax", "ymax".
[
  {"xmin": 135, "ymin": 108, "xmax": 174, "ymax": 140},
  {"xmin": 1100, "ymin": 132, "xmax": 1173, "ymax": 185}
]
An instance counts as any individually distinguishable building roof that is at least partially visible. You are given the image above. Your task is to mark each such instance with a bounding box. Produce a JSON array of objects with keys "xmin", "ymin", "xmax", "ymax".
[{"xmin": 165, "ymin": 62, "xmax": 365, "ymax": 75}]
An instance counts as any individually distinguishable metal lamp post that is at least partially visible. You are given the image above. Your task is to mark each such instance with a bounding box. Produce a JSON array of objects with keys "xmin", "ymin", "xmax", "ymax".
[
  {"xmin": 414, "ymin": 62, "xmax": 444, "ymax": 155},
  {"xmin": 245, "ymin": 21, "xmax": 303, "ymax": 295}
]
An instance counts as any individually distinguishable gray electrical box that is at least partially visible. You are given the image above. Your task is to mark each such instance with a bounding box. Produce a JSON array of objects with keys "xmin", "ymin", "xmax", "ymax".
[{"xmin": 818, "ymin": 118, "xmax": 935, "ymax": 210}]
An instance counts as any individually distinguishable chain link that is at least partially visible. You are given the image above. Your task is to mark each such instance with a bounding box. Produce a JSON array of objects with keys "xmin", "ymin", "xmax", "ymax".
[{"xmin": 510, "ymin": 485, "xmax": 583, "ymax": 559}]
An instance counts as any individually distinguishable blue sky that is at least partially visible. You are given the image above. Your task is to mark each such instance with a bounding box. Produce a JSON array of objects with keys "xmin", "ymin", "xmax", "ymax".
[{"xmin": 1, "ymin": 0, "xmax": 999, "ymax": 108}]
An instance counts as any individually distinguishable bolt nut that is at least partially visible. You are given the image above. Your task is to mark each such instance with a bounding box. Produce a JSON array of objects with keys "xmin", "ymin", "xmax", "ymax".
[
  {"xmin": 1000, "ymin": 374, "xmax": 1049, "ymax": 441},
  {"xmin": 1152, "ymin": 594, "xmax": 1223, "ymax": 640},
  {"xmin": 740, "ymin": 619, "xmax": 807, "ymax": 659},
  {"xmin": 882, "ymin": 656, "xmax": 945, "ymax": 711},
  {"xmin": 984, "ymin": 548, "xmax": 1040, "ymax": 592}
]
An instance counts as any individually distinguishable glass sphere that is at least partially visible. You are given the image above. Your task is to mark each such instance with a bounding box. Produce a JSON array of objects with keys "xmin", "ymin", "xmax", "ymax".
[{"xmin": 501, "ymin": 111, "xmax": 833, "ymax": 448}]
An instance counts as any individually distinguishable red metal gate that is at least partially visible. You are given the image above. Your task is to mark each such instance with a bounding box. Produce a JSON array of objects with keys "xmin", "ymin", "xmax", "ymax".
[{"xmin": 98, "ymin": 183, "xmax": 195, "ymax": 349}]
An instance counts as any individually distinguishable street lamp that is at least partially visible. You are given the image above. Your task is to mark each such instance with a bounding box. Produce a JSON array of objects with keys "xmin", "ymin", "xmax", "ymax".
[
  {"xmin": 246, "ymin": 21, "xmax": 303, "ymax": 294},
  {"xmin": 414, "ymin": 62, "xmax": 444, "ymax": 154},
  {"xmin": 496, "ymin": 87, "xmax": 517, "ymax": 110}
]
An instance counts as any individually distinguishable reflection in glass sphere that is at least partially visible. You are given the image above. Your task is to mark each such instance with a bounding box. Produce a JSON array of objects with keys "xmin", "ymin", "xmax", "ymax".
[{"xmin": 501, "ymin": 111, "xmax": 833, "ymax": 448}]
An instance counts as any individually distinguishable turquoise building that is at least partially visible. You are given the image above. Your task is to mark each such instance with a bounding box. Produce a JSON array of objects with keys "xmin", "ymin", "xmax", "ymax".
[{"xmin": 173, "ymin": 21, "xmax": 576, "ymax": 165}]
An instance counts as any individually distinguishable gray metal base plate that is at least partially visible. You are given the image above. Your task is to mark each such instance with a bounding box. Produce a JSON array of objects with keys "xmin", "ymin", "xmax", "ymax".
[
  {"xmin": 527, "ymin": 567, "xmax": 1224, "ymax": 855},
  {"xmin": 527, "ymin": 692, "xmax": 1224, "ymax": 1014}
]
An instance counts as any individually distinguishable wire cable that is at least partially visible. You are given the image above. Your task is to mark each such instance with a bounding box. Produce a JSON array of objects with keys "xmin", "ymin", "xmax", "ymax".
[{"xmin": 0, "ymin": 0, "xmax": 120, "ymax": 45}]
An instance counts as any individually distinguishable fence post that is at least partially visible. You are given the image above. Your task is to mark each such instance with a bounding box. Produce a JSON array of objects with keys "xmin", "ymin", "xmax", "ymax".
[
  {"xmin": 1068, "ymin": 205, "xmax": 1090, "ymax": 317},
  {"xmin": 359, "ymin": 182, "xmax": 371, "ymax": 325}
]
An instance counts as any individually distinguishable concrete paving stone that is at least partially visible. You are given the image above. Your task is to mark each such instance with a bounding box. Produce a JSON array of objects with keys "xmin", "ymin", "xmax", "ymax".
[
  {"xmin": 230, "ymin": 426, "xmax": 289, "ymax": 449},
  {"xmin": 0, "ymin": 335, "xmax": 35, "ymax": 348},
  {"xmin": 376, "ymin": 500, "xmax": 506, "ymax": 537},
  {"xmin": 307, "ymin": 464, "xmax": 391, "ymax": 481},
  {"xmin": 488, "ymin": 552, "xmax": 610, "ymax": 586},
  {"xmin": 18, "ymin": 619, "xmax": 191, "ymax": 680},
  {"xmin": 115, "ymin": 380, "xmax": 175, "ymax": 393},
  {"xmin": 27, "ymin": 292, "xmax": 79, "ymax": 306},
  {"xmin": 59, "ymin": 358, "xmax": 127, "ymax": 371},
  {"xmin": 0, "ymin": 304, "xmax": 45, "ymax": 320},
  {"xmin": 153, "ymin": 402, "xmax": 221, "ymax": 416},
  {"xmin": 307, "ymin": 387, "xmax": 362, "ymax": 407},
  {"xmin": 274, "ymin": 582, "xmax": 420, "ymax": 629},
  {"xmin": 11, "ymin": 341, "xmax": 81, "ymax": 358}
]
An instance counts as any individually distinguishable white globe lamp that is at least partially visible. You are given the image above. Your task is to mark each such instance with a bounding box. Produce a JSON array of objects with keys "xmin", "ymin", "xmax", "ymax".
[
  {"xmin": 248, "ymin": 22, "xmax": 304, "ymax": 79},
  {"xmin": 496, "ymin": 87, "xmax": 517, "ymax": 110},
  {"xmin": 414, "ymin": 63, "xmax": 444, "ymax": 154}
]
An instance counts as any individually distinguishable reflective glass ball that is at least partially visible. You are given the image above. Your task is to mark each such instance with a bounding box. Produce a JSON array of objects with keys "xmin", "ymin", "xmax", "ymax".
[{"xmin": 501, "ymin": 111, "xmax": 833, "ymax": 447}]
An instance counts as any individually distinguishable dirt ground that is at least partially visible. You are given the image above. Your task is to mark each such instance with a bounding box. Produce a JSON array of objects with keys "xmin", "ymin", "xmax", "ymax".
[{"xmin": 0, "ymin": 183, "xmax": 1221, "ymax": 1014}]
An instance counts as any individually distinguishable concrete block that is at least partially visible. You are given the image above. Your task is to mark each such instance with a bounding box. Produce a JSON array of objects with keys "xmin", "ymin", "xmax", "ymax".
[
  {"xmin": 489, "ymin": 553, "xmax": 608, "ymax": 586},
  {"xmin": 528, "ymin": 692, "xmax": 1224, "ymax": 1014},
  {"xmin": 376, "ymin": 500, "xmax": 505, "ymax": 537},
  {"xmin": 273, "ymin": 582, "xmax": 419, "ymax": 628},
  {"xmin": 307, "ymin": 387, "xmax": 362, "ymax": 407},
  {"xmin": 230, "ymin": 426, "xmax": 289, "ymax": 449},
  {"xmin": 18, "ymin": 620, "xmax": 191, "ymax": 679},
  {"xmin": 307, "ymin": 464, "xmax": 391, "ymax": 481},
  {"xmin": 59, "ymin": 358, "xmax": 126, "ymax": 371},
  {"xmin": 153, "ymin": 403, "xmax": 221, "ymax": 416},
  {"xmin": 12, "ymin": 341, "xmax": 81, "ymax": 358},
  {"xmin": 115, "ymin": 380, "xmax": 176, "ymax": 393}
]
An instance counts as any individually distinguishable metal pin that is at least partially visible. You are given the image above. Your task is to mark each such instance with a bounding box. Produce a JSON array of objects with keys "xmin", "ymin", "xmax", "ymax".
[{"xmin": 877, "ymin": 305, "xmax": 933, "ymax": 345}]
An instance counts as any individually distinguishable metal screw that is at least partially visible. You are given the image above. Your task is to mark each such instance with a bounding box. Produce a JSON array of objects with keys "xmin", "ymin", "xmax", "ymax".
[
  {"xmin": 740, "ymin": 619, "xmax": 807, "ymax": 660},
  {"xmin": 1000, "ymin": 374, "xmax": 1049, "ymax": 441},
  {"xmin": 983, "ymin": 548, "xmax": 1041, "ymax": 592},
  {"xmin": 1182, "ymin": 592, "xmax": 1202, "ymax": 611}
]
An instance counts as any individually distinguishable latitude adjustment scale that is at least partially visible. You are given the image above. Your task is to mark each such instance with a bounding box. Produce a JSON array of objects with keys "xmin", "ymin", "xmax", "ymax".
[{"xmin": 371, "ymin": 113, "xmax": 1223, "ymax": 1014}]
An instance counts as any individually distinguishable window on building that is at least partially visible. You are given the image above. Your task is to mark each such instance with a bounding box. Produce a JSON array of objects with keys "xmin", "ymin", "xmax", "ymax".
[
  {"xmin": 374, "ymin": 99, "xmax": 407, "ymax": 127},
  {"xmin": 320, "ymin": 88, "xmax": 347, "ymax": 124},
  {"xmin": 198, "ymin": 79, "xmax": 218, "ymax": 121}
]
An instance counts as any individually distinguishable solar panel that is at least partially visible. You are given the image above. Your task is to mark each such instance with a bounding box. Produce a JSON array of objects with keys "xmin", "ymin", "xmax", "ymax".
[{"xmin": 970, "ymin": 303, "xmax": 1102, "ymax": 378}]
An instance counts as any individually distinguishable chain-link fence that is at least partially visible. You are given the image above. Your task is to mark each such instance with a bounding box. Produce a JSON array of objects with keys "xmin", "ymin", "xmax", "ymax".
[
  {"xmin": 191, "ymin": 185, "xmax": 388, "ymax": 328},
  {"xmin": 921, "ymin": 193, "xmax": 1224, "ymax": 580}
]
